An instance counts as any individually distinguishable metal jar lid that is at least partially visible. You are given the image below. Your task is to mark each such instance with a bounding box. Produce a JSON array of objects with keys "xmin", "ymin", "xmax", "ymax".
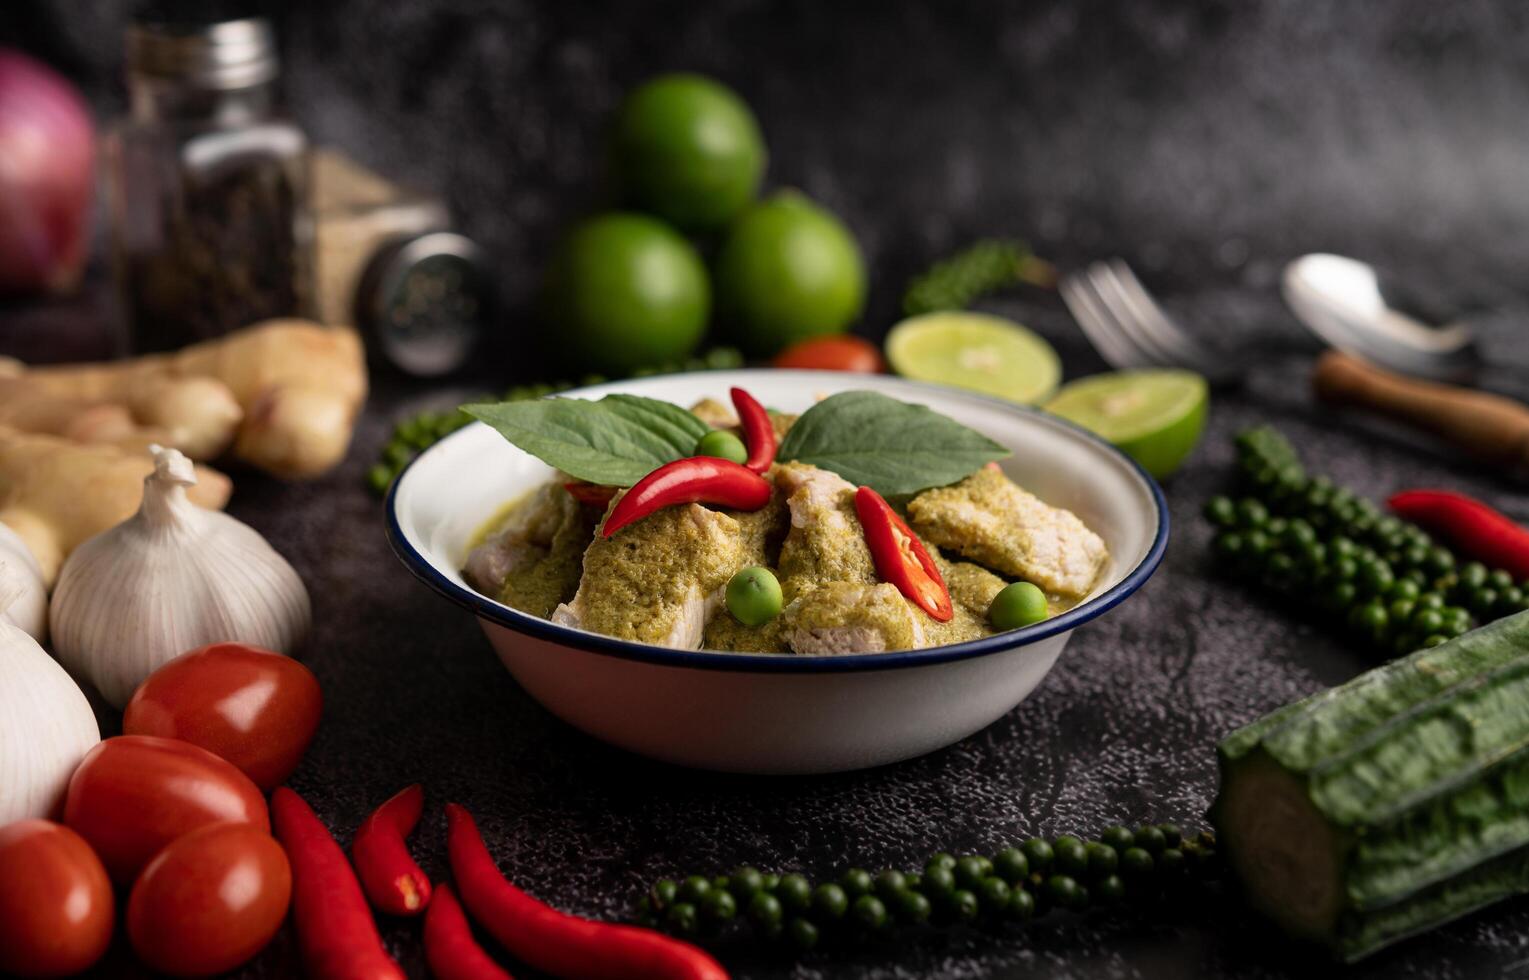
[
  {"xmin": 127, "ymin": 16, "xmax": 279, "ymax": 89},
  {"xmin": 356, "ymin": 232, "xmax": 491, "ymax": 377}
]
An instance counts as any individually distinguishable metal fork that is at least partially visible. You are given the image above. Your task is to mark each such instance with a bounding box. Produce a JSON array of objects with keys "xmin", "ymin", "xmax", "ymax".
[{"xmin": 1059, "ymin": 259, "xmax": 1246, "ymax": 385}]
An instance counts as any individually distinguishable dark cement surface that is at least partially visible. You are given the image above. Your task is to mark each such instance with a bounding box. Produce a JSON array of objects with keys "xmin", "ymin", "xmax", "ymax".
[{"xmin": 7, "ymin": 1, "xmax": 1529, "ymax": 977}]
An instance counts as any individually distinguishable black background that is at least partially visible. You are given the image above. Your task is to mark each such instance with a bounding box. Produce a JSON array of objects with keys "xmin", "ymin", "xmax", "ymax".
[{"xmin": 6, "ymin": 1, "xmax": 1529, "ymax": 977}]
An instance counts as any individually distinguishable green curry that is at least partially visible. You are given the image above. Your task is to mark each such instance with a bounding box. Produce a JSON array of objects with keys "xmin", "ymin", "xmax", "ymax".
[{"xmin": 463, "ymin": 397, "xmax": 1105, "ymax": 653}]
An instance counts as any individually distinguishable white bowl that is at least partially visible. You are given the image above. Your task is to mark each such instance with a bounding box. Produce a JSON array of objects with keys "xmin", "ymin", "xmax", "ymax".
[{"xmin": 387, "ymin": 370, "xmax": 1168, "ymax": 774}]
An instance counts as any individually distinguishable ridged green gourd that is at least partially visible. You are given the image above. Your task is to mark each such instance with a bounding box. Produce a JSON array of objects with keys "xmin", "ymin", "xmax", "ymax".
[{"xmin": 1213, "ymin": 609, "xmax": 1529, "ymax": 961}]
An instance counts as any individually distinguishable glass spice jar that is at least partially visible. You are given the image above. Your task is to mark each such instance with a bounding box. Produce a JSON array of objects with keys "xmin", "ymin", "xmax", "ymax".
[{"xmin": 104, "ymin": 16, "xmax": 314, "ymax": 352}]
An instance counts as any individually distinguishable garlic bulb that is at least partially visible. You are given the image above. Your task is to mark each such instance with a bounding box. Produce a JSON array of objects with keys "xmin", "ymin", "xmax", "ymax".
[
  {"xmin": 50, "ymin": 446, "xmax": 312, "ymax": 708},
  {"xmin": 0, "ymin": 519, "xmax": 47, "ymax": 642},
  {"xmin": 0, "ymin": 562, "xmax": 99, "ymax": 824}
]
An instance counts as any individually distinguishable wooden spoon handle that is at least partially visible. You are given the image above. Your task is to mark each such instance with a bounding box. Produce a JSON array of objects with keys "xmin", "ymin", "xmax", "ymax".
[{"xmin": 1313, "ymin": 350, "xmax": 1529, "ymax": 474}]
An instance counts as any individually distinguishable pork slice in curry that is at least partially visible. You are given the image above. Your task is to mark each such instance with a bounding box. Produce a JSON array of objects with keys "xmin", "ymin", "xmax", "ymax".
[
  {"xmin": 551, "ymin": 501, "xmax": 744, "ymax": 649},
  {"xmin": 770, "ymin": 462, "xmax": 929, "ymax": 654},
  {"xmin": 907, "ymin": 465, "xmax": 1108, "ymax": 600},
  {"xmin": 464, "ymin": 480, "xmax": 597, "ymax": 618}
]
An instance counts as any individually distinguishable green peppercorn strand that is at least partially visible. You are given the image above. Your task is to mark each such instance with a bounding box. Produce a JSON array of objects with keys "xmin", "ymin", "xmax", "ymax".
[
  {"xmin": 1205, "ymin": 499, "xmax": 1489, "ymax": 655},
  {"xmin": 1232, "ymin": 425, "xmax": 1305, "ymax": 490},
  {"xmin": 901, "ymin": 239, "xmax": 1056, "ymax": 317},
  {"xmin": 366, "ymin": 346, "xmax": 745, "ymax": 496},
  {"xmin": 634, "ymin": 825, "xmax": 1220, "ymax": 949},
  {"xmin": 1204, "ymin": 427, "xmax": 1529, "ymax": 656}
]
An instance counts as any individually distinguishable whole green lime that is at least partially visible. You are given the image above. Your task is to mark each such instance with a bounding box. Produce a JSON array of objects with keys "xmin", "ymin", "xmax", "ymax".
[
  {"xmin": 539, "ymin": 212, "xmax": 709, "ymax": 374},
  {"xmin": 714, "ymin": 191, "xmax": 866, "ymax": 356},
  {"xmin": 611, "ymin": 73, "xmax": 766, "ymax": 231}
]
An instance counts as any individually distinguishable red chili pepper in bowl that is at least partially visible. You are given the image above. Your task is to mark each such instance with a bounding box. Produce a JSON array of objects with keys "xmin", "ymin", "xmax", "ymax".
[
  {"xmin": 270, "ymin": 787, "xmax": 405, "ymax": 980},
  {"xmin": 601, "ymin": 457, "xmax": 772, "ymax": 538},
  {"xmin": 425, "ymin": 882, "xmax": 513, "ymax": 980},
  {"xmin": 1389, "ymin": 489, "xmax": 1529, "ymax": 580},
  {"xmin": 729, "ymin": 386, "xmax": 777, "ymax": 473},
  {"xmin": 444, "ymin": 803, "xmax": 728, "ymax": 980},
  {"xmin": 855, "ymin": 485, "xmax": 954, "ymax": 621},
  {"xmin": 564, "ymin": 481, "xmax": 618, "ymax": 508},
  {"xmin": 351, "ymin": 784, "xmax": 431, "ymax": 916}
]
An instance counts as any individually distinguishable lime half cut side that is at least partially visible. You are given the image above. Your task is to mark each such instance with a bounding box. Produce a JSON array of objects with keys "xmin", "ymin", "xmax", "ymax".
[
  {"xmin": 885, "ymin": 311, "xmax": 1061, "ymax": 404},
  {"xmin": 1043, "ymin": 369, "xmax": 1209, "ymax": 478}
]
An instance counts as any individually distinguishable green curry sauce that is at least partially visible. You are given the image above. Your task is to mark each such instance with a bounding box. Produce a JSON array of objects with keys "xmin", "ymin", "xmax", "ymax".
[
  {"xmin": 466, "ymin": 400, "xmax": 1098, "ymax": 653},
  {"xmin": 476, "ymin": 482, "xmax": 1083, "ymax": 653}
]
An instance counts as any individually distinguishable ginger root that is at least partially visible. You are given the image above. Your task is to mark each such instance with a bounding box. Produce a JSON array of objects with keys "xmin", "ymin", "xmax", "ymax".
[
  {"xmin": 18, "ymin": 366, "xmax": 243, "ymax": 461},
  {"xmin": 0, "ymin": 378, "xmax": 155, "ymax": 445},
  {"xmin": 0, "ymin": 376, "xmax": 243, "ymax": 460},
  {"xmin": 0, "ymin": 428, "xmax": 232, "ymax": 584},
  {"xmin": 172, "ymin": 319, "xmax": 368, "ymax": 478},
  {"xmin": 22, "ymin": 319, "xmax": 366, "ymax": 479}
]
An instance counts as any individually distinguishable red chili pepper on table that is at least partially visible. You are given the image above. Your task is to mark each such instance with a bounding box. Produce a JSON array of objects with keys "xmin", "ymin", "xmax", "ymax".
[
  {"xmin": 855, "ymin": 485, "xmax": 954, "ymax": 621},
  {"xmin": 601, "ymin": 457, "xmax": 772, "ymax": 538},
  {"xmin": 729, "ymin": 386, "xmax": 777, "ymax": 474},
  {"xmin": 564, "ymin": 481, "xmax": 618, "ymax": 507},
  {"xmin": 1389, "ymin": 489, "xmax": 1529, "ymax": 581},
  {"xmin": 270, "ymin": 788, "xmax": 406, "ymax": 980},
  {"xmin": 351, "ymin": 784, "xmax": 431, "ymax": 917},
  {"xmin": 444, "ymin": 804, "xmax": 729, "ymax": 980},
  {"xmin": 424, "ymin": 882, "xmax": 513, "ymax": 980}
]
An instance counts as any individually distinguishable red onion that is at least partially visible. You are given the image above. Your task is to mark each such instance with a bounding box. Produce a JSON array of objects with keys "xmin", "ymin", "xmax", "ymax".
[{"xmin": 0, "ymin": 49, "xmax": 94, "ymax": 296}]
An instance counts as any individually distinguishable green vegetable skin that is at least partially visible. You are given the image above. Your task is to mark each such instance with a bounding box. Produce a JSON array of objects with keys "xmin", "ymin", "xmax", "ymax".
[{"xmin": 1213, "ymin": 609, "xmax": 1529, "ymax": 961}]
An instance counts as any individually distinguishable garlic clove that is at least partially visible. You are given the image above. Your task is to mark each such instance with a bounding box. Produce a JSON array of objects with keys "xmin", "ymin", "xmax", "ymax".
[
  {"xmin": 0, "ymin": 519, "xmax": 47, "ymax": 642},
  {"xmin": 50, "ymin": 446, "xmax": 311, "ymax": 708},
  {"xmin": 0, "ymin": 560, "xmax": 99, "ymax": 824}
]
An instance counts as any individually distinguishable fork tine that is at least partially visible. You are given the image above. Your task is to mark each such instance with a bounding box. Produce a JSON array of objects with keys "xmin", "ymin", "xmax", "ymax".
[
  {"xmin": 1083, "ymin": 264, "xmax": 1177, "ymax": 369},
  {"xmin": 1068, "ymin": 271, "xmax": 1160, "ymax": 370},
  {"xmin": 1107, "ymin": 260, "xmax": 1251, "ymax": 384},
  {"xmin": 1098, "ymin": 260, "xmax": 1213, "ymax": 370},
  {"xmin": 1087, "ymin": 262, "xmax": 1198, "ymax": 370},
  {"xmin": 1059, "ymin": 272, "xmax": 1155, "ymax": 371}
]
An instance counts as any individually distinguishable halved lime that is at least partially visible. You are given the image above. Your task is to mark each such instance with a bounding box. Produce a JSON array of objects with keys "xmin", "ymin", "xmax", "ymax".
[
  {"xmin": 1042, "ymin": 369, "xmax": 1209, "ymax": 478},
  {"xmin": 885, "ymin": 311, "xmax": 1061, "ymax": 404}
]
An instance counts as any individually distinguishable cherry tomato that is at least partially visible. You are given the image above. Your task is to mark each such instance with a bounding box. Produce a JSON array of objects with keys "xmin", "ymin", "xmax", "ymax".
[
  {"xmin": 0, "ymin": 820, "xmax": 113, "ymax": 978},
  {"xmin": 123, "ymin": 642, "xmax": 323, "ymax": 790},
  {"xmin": 63, "ymin": 735, "xmax": 269, "ymax": 884},
  {"xmin": 771, "ymin": 334, "xmax": 886, "ymax": 373},
  {"xmin": 128, "ymin": 822, "xmax": 292, "ymax": 978}
]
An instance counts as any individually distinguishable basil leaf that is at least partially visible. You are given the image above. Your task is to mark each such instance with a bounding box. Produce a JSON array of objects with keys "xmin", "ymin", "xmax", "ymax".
[
  {"xmin": 600, "ymin": 394, "xmax": 713, "ymax": 452},
  {"xmin": 464, "ymin": 395, "xmax": 710, "ymax": 486},
  {"xmin": 777, "ymin": 390, "xmax": 1010, "ymax": 495}
]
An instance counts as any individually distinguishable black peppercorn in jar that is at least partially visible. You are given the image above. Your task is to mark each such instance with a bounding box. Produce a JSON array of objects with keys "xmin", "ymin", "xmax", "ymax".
[{"xmin": 104, "ymin": 15, "xmax": 314, "ymax": 352}]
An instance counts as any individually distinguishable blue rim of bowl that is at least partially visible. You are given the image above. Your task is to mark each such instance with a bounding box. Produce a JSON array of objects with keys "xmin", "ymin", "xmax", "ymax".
[{"xmin": 385, "ymin": 370, "xmax": 1170, "ymax": 673}]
